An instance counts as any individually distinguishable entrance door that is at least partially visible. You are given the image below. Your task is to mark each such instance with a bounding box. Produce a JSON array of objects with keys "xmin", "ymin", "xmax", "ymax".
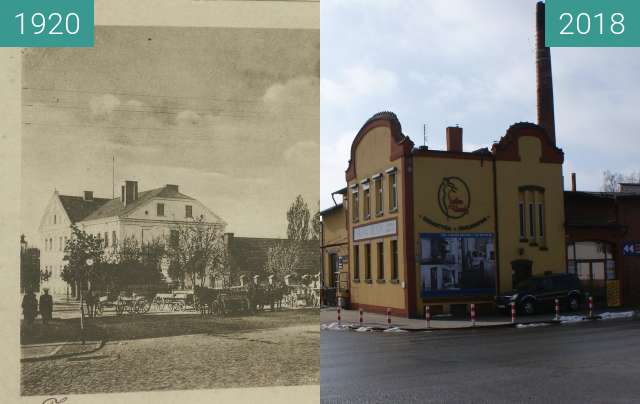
[{"xmin": 511, "ymin": 259, "xmax": 533, "ymax": 289}]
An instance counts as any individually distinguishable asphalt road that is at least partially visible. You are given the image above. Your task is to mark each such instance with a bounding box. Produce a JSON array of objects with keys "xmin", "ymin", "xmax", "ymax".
[{"xmin": 321, "ymin": 319, "xmax": 640, "ymax": 404}]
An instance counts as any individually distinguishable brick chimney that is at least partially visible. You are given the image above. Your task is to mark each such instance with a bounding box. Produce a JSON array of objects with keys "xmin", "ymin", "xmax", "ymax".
[
  {"xmin": 83, "ymin": 191, "xmax": 94, "ymax": 201},
  {"xmin": 166, "ymin": 184, "xmax": 179, "ymax": 192},
  {"xmin": 536, "ymin": 1, "xmax": 556, "ymax": 145},
  {"xmin": 446, "ymin": 126, "xmax": 463, "ymax": 152},
  {"xmin": 122, "ymin": 180, "xmax": 138, "ymax": 206}
]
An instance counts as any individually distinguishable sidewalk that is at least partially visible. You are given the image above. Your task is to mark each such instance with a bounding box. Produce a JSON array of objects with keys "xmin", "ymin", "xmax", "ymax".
[
  {"xmin": 320, "ymin": 307, "xmax": 639, "ymax": 331},
  {"xmin": 21, "ymin": 340, "xmax": 104, "ymax": 362}
]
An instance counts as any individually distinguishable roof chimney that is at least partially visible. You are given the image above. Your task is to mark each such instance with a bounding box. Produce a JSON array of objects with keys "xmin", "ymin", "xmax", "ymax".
[
  {"xmin": 446, "ymin": 126, "xmax": 463, "ymax": 152},
  {"xmin": 571, "ymin": 173, "xmax": 576, "ymax": 192},
  {"xmin": 123, "ymin": 180, "xmax": 138, "ymax": 206},
  {"xmin": 536, "ymin": 1, "xmax": 556, "ymax": 145},
  {"xmin": 166, "ymin": 184, "xmax": 179, "ymax": 193},
  {"xmin": 83, "ymin": 191, "xmax": 93, "ymax": 201}
]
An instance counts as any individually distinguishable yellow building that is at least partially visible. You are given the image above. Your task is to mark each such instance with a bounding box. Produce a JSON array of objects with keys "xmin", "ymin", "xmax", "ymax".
[
  {"xmin": 320, "ymin": 196, "xmax": 349, "ymax": 306},
  {"xmin": 323, "ymin": 113, "xmax": 566, "ymax": 318}
]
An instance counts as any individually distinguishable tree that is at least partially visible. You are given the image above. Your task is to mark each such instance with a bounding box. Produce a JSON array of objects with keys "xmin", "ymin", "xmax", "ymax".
[
  {"xmin": 264, "ymin": 241, "xmax": 300, "ymax": 282},
  {"xmin": 287, "ymin": 195, "xmax": 311, "ymax": 241},
  {"xmin": 310, "ymin": 201, "xmax": 321, "ymax": 241},
  {"xmin": 61, "ymin": 225, "xmax": 105, "ymax": 294},
  {"xmin": 602, "ymin": 170, "xmax": 640, "ymax": 192},
  {"xmin": 165, "ymin": 217, "xmax": 228, "ymax": 288},
  {"xmin": 20, "ymin": 235, "xmax": 41, "ymax": 293}
]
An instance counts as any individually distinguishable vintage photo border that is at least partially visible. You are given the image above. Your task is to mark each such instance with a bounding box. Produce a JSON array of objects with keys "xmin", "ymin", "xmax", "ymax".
[{"xmin": 0, "ymin": 0, "xmax": 319, "ymax": 402}]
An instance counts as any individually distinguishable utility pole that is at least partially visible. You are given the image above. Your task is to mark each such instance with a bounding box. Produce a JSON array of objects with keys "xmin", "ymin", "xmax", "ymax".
[
  {"xmin": 112, "ymin": 155, "xmax": 115, "ymax": 199},
  {"xmin": 423, "ymin": 124, "xmax": 427, "ymax": 147}
]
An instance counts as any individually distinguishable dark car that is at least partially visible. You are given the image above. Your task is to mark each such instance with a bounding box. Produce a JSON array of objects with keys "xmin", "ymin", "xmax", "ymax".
[{"xmin": 495, "ymin": 273, "xmax": 582, "ymax": 315}]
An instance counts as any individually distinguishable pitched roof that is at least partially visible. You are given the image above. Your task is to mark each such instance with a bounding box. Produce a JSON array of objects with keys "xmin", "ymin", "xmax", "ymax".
[
  {"xmin": 58, "ymin": 195, "xmax": 111, "ymax": 223},
  {"xmin": 82, "ymin": 187, "xmax": 195, "ymax": 222}
]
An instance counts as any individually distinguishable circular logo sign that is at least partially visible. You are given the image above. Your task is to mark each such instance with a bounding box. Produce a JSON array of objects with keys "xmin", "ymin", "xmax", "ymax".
[{"xmin": 437, "ymin": 177, "xmax": 471, "ymax": 219}]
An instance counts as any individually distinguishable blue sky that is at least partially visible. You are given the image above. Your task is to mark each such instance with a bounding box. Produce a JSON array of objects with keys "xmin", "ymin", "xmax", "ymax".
[{"xmin": 320, "ymin": 0, "xmax": 640, "ymax": 209}]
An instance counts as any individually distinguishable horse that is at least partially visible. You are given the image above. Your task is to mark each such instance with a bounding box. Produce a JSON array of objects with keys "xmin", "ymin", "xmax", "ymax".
[{"xmin": 194, "ymin": 286, "xmax": 220, "ymax": 317}]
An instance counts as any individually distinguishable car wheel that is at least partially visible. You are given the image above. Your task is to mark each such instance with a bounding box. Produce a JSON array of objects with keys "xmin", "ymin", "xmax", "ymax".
[
  {"xmin": 568, "ymin": 295, "xmax": 580, "ymax": 311},
  {"xmin": 523, "ymin": 299, "xmax": 536, "ymax": 315}
]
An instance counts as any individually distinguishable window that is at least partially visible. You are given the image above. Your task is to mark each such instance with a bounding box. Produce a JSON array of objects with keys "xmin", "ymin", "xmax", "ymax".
[
  {"xmin": 389, "ymin": 171, "xmax": 397, "ymax": 211},
  {"xmin": 538, "ymin": 203, "xmax": 544, "ymax": 238},
  {"xmin": 391, "ymin": 240, "xmax": 398, "ymax": 280},
  {"xmin": 49, "ymin": 238, "xmax": 53, "ymax": 251},
  {"xmin": 363, "ymin": 181, "xmax": 371, "ymax": 219},
  {"xmin": 519, "ymin": 202, "xmax": 526, "ymax": 239},
  {"xmin": 374, "ymin": 175, "xmax": 383, "ymax": 215},
  {"xmin": 111, "ymin": 231, "xmax": 116, "ymax": 246},
  {"xmin": 59, "ymin": 237, "xmax": 62, "ymax": 251},
  {"xmin": 528, "ymin": 203, "xmax": 535, "ymax": 238},
  {"xmin": 157, "ymin": 203, "xmax": 165, "ymax": 217},
  {"xmin": 53, "ymin": 214, "xmax": 56, "ymax": 224},
  {"xmin": 185, "ymin": 205, "xmax": 193, "ymax": 218},
  {"xmin": 377, "ymin": 242, "xmax": 384, "ymax": 280},
  {"xmin": 353, "ymin": 245, "xmax": 360, "ymax": 280},
  {"xmin": 365, "ymin": 244, "xmax": 371, "ymax": 281},
  {"xmin": 351, "ymin": 186, "xmax": 359, "ymax": 223},
  {"xmin": 104, "ymin": 232, "xmax": 109, "ymax": 247}
]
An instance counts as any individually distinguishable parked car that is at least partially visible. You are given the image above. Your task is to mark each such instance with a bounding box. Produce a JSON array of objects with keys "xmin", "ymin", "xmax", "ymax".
[{"xmin": 495, "ymin": 273, "xmax": 582, "ymax": 315}]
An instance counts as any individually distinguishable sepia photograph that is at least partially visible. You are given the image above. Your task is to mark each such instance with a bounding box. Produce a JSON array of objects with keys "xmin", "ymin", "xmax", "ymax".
[{"xmin": 18, "ymin": 20, "xmax": 319, "ymax": 397}]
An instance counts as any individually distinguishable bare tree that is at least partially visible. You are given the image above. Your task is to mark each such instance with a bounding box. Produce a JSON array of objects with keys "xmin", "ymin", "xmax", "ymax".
[
  {"xmin": 602, "ymin": 170, "xmax": 640, "ymax": 192},
  {"xmin": 264, "ymin": 241, "xmax": 300, "ymax": 282},
  {"xmin": 165, "ymin": 217, "xmax": 227, "ymax": 288}
]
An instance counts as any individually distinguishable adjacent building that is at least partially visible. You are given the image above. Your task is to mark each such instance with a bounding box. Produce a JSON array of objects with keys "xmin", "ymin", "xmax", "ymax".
[{"xmin": 38, "ymin": 181, "xmax": 225, "ymax": 297}]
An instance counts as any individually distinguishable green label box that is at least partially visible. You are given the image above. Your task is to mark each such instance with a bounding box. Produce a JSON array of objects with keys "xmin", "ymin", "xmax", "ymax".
[
  {"xmin": 546, "ymin": 0, "xmax": 640, "ymax": 47},
  {"xmin": 0, "ymin": 0, "xmax": 94, "ymax": 47}
]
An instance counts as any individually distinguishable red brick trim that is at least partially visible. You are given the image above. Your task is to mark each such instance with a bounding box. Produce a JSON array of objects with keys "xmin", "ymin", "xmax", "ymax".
[
  {"xmin": 491, "ymin": 122, "xmax": 564, "ymax": 164},
  {"xmin": 351, "ymin": 302, "xmax": 408, "ymax": 318},
  {"xmin": 403, "ymin": 155, "xmax": 417, "ymax": 318},
  {"xmin": 345, "ymin": 112, "xmax": 414, "ymax": 182}
]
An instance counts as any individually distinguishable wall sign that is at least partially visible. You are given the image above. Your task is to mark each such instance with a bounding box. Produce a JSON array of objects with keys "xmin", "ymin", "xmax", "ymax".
[
  {"xmin": 622, "ymin": 241, "xmax": 640, "ymax": 256},
  {"xmin": 438, "ymin": 177, "xmax": 470, "ymax": 219},
  {"xmin": 353, "ymin": 219, "xmax": 397, "ymax": 241}
]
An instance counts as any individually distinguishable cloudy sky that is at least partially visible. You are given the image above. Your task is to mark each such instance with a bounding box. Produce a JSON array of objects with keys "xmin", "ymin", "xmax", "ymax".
[
  {"xmin": 21, "ymin": 26, "xmax": 319, "ymax": 243},
  {"xmin": 320, "ymin": 0, "xmax": 640, "ymax": 209}
]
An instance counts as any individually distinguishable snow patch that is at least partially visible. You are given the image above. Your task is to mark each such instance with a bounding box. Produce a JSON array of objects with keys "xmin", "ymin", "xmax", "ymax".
[
  {"xmin": 559, "ymin": 315, "xmax": 585, "ymax": 323},
  {"xmin": 321, "ymin": 322, "xmax": 351, "ymax": 331},
  {"xmin": 383, "ymin": 327, "xmax": 407, "ymax": 333},
  {"xmin": 599, "ymin": 311, "xmax": 635, "ymax": 320},
  {"xmin": 355, "ymin": 326, "xmax": 373, "ymax": 332},
  {"xmin": 516, "ymin": 323, "xmax": 550, "ymax": 328}
]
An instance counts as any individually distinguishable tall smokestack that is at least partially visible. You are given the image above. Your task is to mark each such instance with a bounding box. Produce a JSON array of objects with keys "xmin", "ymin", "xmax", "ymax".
[{"xmin": 536, "ymin": 1, "xmax": 556, "ymax": 145}]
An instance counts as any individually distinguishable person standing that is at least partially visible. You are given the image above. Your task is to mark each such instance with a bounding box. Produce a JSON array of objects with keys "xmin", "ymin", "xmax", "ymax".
[
  {"xmin": 21, "ymin": 291, "xmax": 38, "ymax": 325},
  {"xmin": 39, "ymin": 288, "xmax": 53, "ymax": 325}
]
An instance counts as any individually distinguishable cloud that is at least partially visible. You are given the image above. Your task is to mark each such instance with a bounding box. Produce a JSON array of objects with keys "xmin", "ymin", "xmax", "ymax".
[
  {"xmin": 263, "ymin": 76, "xmax": 319, "ymax": 105},
  {"xmin": 89, "ymin": 94, "xmax": 121, "ymax": 118},
  {"xmin": 321, "ymin": 65, "xmax": 398, "ymax": 105}
]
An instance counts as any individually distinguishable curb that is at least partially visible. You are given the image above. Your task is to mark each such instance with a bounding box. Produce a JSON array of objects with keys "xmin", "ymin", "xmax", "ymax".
[
  {"xmin": 21, "ymin": 340, "xmax": 106, "ymax": 363},
  {"xmin": 328, "ymin": 310, "xmax": 639, "ymax": 333}
]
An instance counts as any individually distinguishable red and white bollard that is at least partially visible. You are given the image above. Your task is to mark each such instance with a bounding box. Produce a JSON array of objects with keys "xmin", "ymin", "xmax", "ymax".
[
  {"xmin": 470, "ymin": 303, "xmax": 476, "ymax": 327},
  {"xmin": 588, "ymin": 296, "xmax": 593, "ymax": 318},
  {"xmin": 511, "ymin": 302, "xmax": 516, "ymax": 324},
  {"xmin": 359, "ymin": 308, "xmax": 363, "ymax": 325},
  {"xmin": 425, "ymin": 305, "xmax": 431, "ymax": 329},
  {"xmin": 555, "ymin": 298, "xmax": 560, "ymax": 320},
  {"xmin": 387, "ymin": 308, "xmax": 391, "ymax": 328},
  {"xmin": 337, "ymin": 306, "xmax": 341, "ymax": 325}
]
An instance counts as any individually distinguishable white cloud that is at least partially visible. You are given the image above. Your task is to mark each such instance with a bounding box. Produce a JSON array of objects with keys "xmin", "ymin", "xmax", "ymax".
[
  {"xmin": 321, "ymin": 65, "xmax": 398, "ymax": 105},
  {"xmin": 263, "ymin": 76, "xmax": 319, "ymax": 105},
  {"xmin": 89, "ymin": 94, "xmax": 121, "ymax": 118}
]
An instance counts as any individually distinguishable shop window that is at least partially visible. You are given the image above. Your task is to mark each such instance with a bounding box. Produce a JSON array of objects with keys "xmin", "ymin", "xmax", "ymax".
[
  {"xmin": 365, "ymin": 244, "xmax": 371, "ymax": 281},
  {"xmin": 567, "ymin": 241, "xmax": 615, "ymax": 304},
  {"xmin": 377, "ymin": 242, "xmax": 384, "ymax": 280},
  {"xmin": 157, "ymin": 203, "xmax": 165, "ymax": 217},
  {"xmin": 362, "ymin": 180, "xmax": 371, "ymax": 220},
  {"xmin": 353, "ymin": 245, "xmax": 360, "ymax": 280},
  {"xmin": 388, "ymin": 171, "xmax": 397, "ymax": 211},
  {"xmin": 351, "ymin": 186, "xmax": 359, "ymax": 223},
  {"xmin": 374, "ymin": 175, "xmax": 383, "ymax": 215},
  {"xmin": 391, "ymin": 239, "xmax": 399, "ymax": 280}
]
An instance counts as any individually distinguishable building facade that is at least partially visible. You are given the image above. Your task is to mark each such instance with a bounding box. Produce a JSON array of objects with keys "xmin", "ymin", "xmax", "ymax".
[
  {"xmin": 320, "ymin": 201, "xmax": 349, "ymax": 306},
  {"xmin": 38, "ymin": 181, "xmax": 224, "ymax": 297}
]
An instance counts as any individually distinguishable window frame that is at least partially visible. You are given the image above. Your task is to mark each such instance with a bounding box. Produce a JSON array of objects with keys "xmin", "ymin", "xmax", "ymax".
[
  {"xmin": 377, "ymin": 241, "xmax": 385, "ymax": 280},
  {"xmin": 185, "ymin": 205, "xmax": 193, "ymax": 218},
  {"xmin": 528, "ymin": 202, "xmax": 535, "ymax": 238},
  {"xmin": 157, "ymin": 203, "xmax": 165, "ymax": 217},
  {"xmin": 374, "ymin": 175, "xmax": 383, "ymax": 215},
  {"xmin": 353, "ymin": 244, "xmax": 360, "ymax": 280},
  {"xmin": 519, "ymin": 202, "xmax": 526, "ymax": 239},
  {"xmin": 391, "ymin": 239, "xmax": 399, "ymax": 280},
  {"xmin": 388, "ymin": 171, "xmax": 398, "ymax": 212},
  {"xmin": 364, "ymin": 243, "xmax": 372, "ymax": 281},
  {"xmin": 351, "ymin": 186, "xmax": 359, "ymax": 223}
]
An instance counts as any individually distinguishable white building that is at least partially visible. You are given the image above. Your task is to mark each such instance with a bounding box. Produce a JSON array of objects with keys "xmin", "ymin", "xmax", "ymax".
[{"xmin": 38, "ymin": 181, "xmax": 225, "ymax": 297}]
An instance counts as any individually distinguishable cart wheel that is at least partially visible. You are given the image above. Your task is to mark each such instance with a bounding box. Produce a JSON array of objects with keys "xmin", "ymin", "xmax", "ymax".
[
  {"xmin": 141, "ymin": 299, "xmax": 151, "ymax": 313},
  {"xmin": 115, "ymin": 301, "xmax": 124, "ymax": 315}
]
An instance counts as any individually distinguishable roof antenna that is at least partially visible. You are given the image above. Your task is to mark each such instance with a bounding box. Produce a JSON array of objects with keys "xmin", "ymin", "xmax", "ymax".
[
  {"xmin": 423, "ymin": 123, "xmax": 427, "ymax": 147},
  {"xmin": 112, "ymin": 155, "xmax": 115, "ymax": 199}
]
